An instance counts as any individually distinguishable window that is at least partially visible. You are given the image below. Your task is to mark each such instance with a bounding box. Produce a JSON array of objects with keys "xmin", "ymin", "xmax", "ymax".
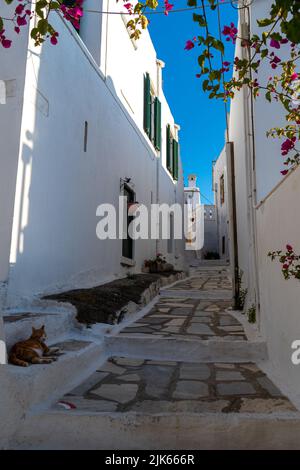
[
  {"xmin": 167, "ymin": 213, "xmax": 174, "ymax": 254},
  {"xmin": 143, "ymin": 73, "xmax": 161, "ymax": 150},
  {"xmin": 122, "ymin": 186, "xmax": 135, "ymax": 260},
  {"xmin": 220, "ymin": 174, "xmax": 225, "ymax": 205},
  {"xmin": 83, "ymin": 121, "xmax": 88, "ymax": 152},
  {"xmin": 166, "ymin": 125, "xmax": 179, "ymax": 180}
]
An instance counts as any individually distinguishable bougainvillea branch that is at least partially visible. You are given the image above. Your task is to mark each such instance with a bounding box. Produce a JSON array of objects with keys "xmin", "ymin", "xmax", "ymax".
[{"xmin": 268, "ymin": 245, "xmax": 300, "ymax": 280}]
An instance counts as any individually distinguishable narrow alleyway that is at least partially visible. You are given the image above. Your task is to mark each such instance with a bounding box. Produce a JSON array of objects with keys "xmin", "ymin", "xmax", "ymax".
[
  {"xmin": 56, "ymin": 264, "xmax": 294, "ymax": 415},
  {"xmin": 13, "ymin": 262, "xmax": 300, "ymax": 449}
]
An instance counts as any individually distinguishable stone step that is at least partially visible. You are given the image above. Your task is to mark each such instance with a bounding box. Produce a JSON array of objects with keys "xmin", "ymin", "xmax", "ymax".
[
  {"xmin": 105, "ymin": 335, "xmax": 268, "ymax": 363},
  {"xmin": 3, "ymin": 308, "xmax": 77, "ymax": 350},
  {"xmin": 12, "ymin": 409, "xmax": 300, "ymax": 450},
  {"xmin": 3, "ymin": 336, "xmax": 107, "ymax": 411},
  {"xmin": 160, "ymin": 290, "xmax": 233, "ymax": 300},
  {"xmin": 11, "ymin": 356, "xmax": 300, "ymax": 450}
]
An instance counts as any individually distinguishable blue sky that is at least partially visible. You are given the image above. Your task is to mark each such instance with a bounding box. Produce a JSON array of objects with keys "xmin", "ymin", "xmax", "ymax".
[{"xmin": 148, "ymin": 2, "xmax": 237, "ymax": 202}]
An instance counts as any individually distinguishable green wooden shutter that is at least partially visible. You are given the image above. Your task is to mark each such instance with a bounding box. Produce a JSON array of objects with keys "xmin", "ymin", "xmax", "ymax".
[
  {"xmin": 166, "ymin": 125, "xmax": 173, "ymax": 173},
  {"xmin": 154, "ymin": 97, "xmax": 161, "ymax": 151},
  {"xmin": 144, "ymin": 73, "xmax": 151, "ymax": 137},
  {"xmin": 173, "ymin": 140, "xmax": 179, "ymax": 180}
]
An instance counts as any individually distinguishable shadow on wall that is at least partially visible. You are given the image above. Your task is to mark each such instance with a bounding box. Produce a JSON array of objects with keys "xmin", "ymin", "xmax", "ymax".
[{"xmin": 7, "ymin": 26, "xmax": 149, "ymax": 304}]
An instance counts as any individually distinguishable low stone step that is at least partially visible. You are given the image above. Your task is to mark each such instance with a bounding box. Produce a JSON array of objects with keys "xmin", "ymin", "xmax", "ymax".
[
  {"xmin": 3, "ymin": 308, "xmax": 77, "ymax": 350},
  {"xmin": 160, "ymin": 290, "xmax": 233, "ymax": 300},
  {"xmin": 105, "ymin": 335, "xmax": 268, "ymax": 363},
  {"xmin": 2, "ymin": 337, "xmax": 107, "ymax": 415},
  {"xmin": 11, "ymin": 356, "xmax": 300, "ymax": 450},
  {"xmin": 13, "ymin": 409, "xmax": 300, "ymax": 450}
]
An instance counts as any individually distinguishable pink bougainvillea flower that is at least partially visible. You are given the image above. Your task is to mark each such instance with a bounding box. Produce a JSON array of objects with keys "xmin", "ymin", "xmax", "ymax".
[
  {"xmin": 184, "ymin": 40, "xmax": 195, "ymax": 51},
  {"xmin": 50, "ymin": 32, "xmax": 59, "ymax": 45},
  {"xmin": 281, "ymin": 137, "xmax": 296, "ymax": 156},
  {"xmin": 223, "ymin": 61, "xmax": 230, "ymax": 67},
  {"xmin": 196, "ymin": 73, "xmax": 201, "ymax": 78},
  {"xmin": 2, "ymin": 38, "xmax": 12, "ymax": 48},
  {"xmin": 222, "ymin": 22, "xmax": 237, "ymax": 43},
  {"xmin": 280, "ymin": 38, "xmax": 288, "ymax": 44},
  {"xmin": 164, "ymin": 0, "xmax": 174, "ymax": 16},
  {"xmin": 123, "ymin": 3, "xmax": 132, "ymax": 10},
  {"xmin": 14, "ymin": 26, "xmax": 20, "ymax": 34},
  {"xmin": 270, "ymin": 38, "xmax": 280, "ymax": 49},
  {"xmin": 282, "ymin": 263, "xmax": 289, "ymax": 269},
  {"xmin": 17, "ymin": 15, "xmax": 27, "ymax": 27},
  {"xmin": 290, "ymin": 73, "xmax": 298, "ymax": 81},
  {"xmin": 286, "ymin": 244, "xmax": 293, "ymax": 252},
  {"xmin": 15, "ymin": 4, "xmax": 24, "ymax": 15},
  {"xmin": 281, "ymin": 169, "xmax": 289, "ymax": 176}
]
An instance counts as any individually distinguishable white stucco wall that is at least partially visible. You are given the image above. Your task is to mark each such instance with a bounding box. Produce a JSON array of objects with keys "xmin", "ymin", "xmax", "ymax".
[
  {"xmin": 3, "ymin": 11, "xmax": 184, "ymax": 305},
  {"xmin": 213, "ymin": 146, "xmax": 229, "ymax": 259},
  {"xmin": 0, "ymin": 4, "xmax": 29, "ymax": 283},
  {"xmin": 250, "ymin": 0, "xmax": 291, "ymax": 203},
  {"xmin": 256, "ymin": 165, "xmax": 300, "ymax": 406},
  {"xmin": 202, "ymin": 205, "xmax": 218, "ymax": 255}
]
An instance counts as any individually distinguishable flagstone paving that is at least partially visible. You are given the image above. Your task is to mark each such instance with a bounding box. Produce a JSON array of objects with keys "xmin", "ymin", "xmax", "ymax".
[
  {"xmin": 56, "ymin": 265, "xmax": 296, "ymax": 416},
  {"xmin": 119, "ymin": 298, "xmax": 246, "ymax": 340},
  {"xmin": 58, "ymin": 357, "xmax": 296, "ymax": 414}
]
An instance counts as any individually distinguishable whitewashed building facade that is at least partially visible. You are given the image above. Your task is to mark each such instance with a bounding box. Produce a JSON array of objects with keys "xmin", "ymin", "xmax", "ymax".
[
  {"xmin": 0, "ymin": 2, "xmax": 186, "ymax": 309},
  {"xmin": 219, "ymin": 0, "xmax": 300, "ymax": 405}
]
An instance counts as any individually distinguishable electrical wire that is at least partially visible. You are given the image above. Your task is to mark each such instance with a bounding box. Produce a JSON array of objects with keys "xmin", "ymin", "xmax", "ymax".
[{"xmin": 83, "ymin": 0, "xmax": 249, "ymax": 15}]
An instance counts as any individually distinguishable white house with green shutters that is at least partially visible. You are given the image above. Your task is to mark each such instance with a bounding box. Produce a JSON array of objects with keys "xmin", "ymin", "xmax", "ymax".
[{"xmin": 0, "ymin": 1, "xmax": 186, "ymax": 307}]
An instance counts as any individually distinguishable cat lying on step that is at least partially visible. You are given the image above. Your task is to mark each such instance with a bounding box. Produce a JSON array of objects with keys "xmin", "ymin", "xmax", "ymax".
[{"xmin": 9, "ymin": 325, "xmax": 61, "ymax": 367}]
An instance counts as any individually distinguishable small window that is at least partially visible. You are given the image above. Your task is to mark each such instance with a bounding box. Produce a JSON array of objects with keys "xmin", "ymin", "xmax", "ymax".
[
  {"xmin": 166, "ymin": 125, "xmax": 179, "ymax": 180},
  {"xmin": 122, "ymin": 185, "xmax": 135, "ymax": 260},
  {"xmin": 84, "ymin": 121, "xmax": 88, "ymax": 152},
  {"xmin": 220, "ymin": 174, "xmax": 225, "ymax": 205}
]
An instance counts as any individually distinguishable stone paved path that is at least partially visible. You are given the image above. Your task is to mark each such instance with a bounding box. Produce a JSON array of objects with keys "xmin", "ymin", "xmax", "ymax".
[{"xmin": 56, "ymin": 264, "xmax": 296, "ymax": 415}]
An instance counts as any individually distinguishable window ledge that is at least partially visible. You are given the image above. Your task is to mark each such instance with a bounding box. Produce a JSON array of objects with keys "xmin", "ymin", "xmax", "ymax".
[{"xmin": 120, "ymin": 256, "xmax": 136, "ymax": 267}]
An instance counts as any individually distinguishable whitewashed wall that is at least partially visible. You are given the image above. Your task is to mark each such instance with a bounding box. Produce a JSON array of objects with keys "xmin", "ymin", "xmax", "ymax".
[
  {"xmin": 3, "ymin": 10, "xmax": 184, "ymax": 305},
  {"xmin": 256, "ymin": 166, "xmax": 300, "ymax": 407},
  {"xmin": 213, "ymin": 146, "xmax": 229, "ymax": 259},
  {"xmin": 0, "ymin": 4, "xmax": 29, "ymax": 284}
]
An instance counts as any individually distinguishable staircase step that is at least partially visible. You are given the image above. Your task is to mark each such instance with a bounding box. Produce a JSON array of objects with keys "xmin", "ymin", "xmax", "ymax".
[
  {"xmin": 5, "ymin": 336, "xmax": 107, "ymax": 410},
  {"xmin": 105, "ymin": 335, "xmax": 268, "ymax": 363},
  {"xmin": 12, "ymin": 356, "xmax": 300, "ymax": 449},
  {"xmin": 3, "ymin": 309, "xmax": 77, "ymax": 349}
]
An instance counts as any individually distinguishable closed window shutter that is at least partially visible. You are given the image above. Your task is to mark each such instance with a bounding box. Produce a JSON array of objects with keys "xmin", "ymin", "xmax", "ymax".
[
  {"xmin": 154, "ymin": 97, "xmax": 161, "ymax": 151},
  {"xmin": 173, "ymin": 140, "xmax": 179, "ymax": 180},
  {"xmin": 144, "ymin": 73, "xmax": 151, "ymax": 137},
  {"xmin": 166, "ymin": 125, "xmax": 173, "ymax": 173}
]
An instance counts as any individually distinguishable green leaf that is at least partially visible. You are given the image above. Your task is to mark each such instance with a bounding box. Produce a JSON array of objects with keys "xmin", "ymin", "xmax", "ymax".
[
  {"xmin": 213, "ymin": 39, "xmax": 225, "ymax": 54},
  {"xmin": 37, "ymin": 19, "xmax": 49, "ymax": 35},
  {"xmin": 0, "ymin": 18, "xmax": 3, "ymax": 32},
  {"xmin": 261, "ymin": 49, "xmax": 268, "ymax": 58},
  {"xmin": 49, "ymin": 2, "xmax": 61, "ymax": 9},
  {"xmin": 257, "ymin": 17, "xmax": 274, "ymax": 27},
  {"xmin": 265, "ymin": 91, "xmax": 272, "ymax": 102},
  {"xmin": 188, "ymin": 0, "xmax": 197, "ymax": 6},
  {"xmin": 202, "ymin": 79, "xmax": 209, "ymax": 91},
  {"xmin": 193, "ymin": 13, "xmax": 206, "ymax": 27},
  {"xmin": 4, "ymin": 0, "xmax": 14, "ymax": 4}
]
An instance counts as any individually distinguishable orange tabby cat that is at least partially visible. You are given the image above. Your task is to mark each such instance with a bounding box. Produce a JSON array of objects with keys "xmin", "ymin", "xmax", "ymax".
[{"xmin": 9, "ymin": 325, "xmax": 60, "ymax": 367}]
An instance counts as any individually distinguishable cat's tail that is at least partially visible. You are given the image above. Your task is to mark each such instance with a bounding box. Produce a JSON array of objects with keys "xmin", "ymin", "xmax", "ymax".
[{"xmin": 9, "ymin": 353, "xmax": 29, "ymax": 367}]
